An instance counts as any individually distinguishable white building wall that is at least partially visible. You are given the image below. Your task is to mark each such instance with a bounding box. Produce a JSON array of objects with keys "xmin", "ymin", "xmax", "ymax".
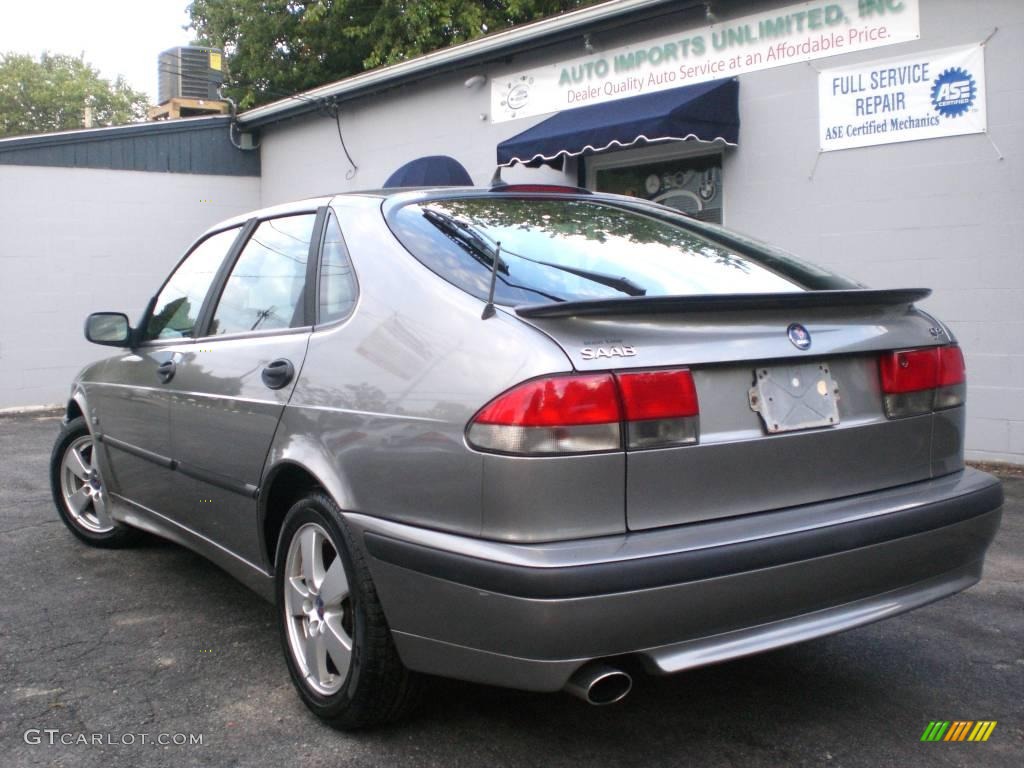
[
  {"xmin": 0, "ymin": 166, "xmax": 260, "ymax": 410},
  {"xmin": 257, "ymin": 0, "xmax": 1022, "ymax": 462},
  {"xmin": 724, "ymin": 0, "xmax": 1024, "ymax": 463}
]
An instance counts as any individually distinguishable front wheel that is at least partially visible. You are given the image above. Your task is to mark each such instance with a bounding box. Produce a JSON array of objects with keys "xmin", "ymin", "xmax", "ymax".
[
  {"xmin": 49, "ymin": 416, "xmax": 140, "ymax": 547},
  {"xmin": 276, "ymin": 492, "xmax": 421, "ymax": 729}
]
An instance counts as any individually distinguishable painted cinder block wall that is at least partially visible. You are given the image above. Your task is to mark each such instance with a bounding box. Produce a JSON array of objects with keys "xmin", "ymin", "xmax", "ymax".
[
  {"xmin": 724, "ymin": 0, "xmax": 1024, "ymax": 463},
  {"xmin": 0, "ymin": 166, "xmax": 260, "ymax": 410},
  {"xmin": 253, "ymin": 0, "xmax": 1024, "ymax": 463}
]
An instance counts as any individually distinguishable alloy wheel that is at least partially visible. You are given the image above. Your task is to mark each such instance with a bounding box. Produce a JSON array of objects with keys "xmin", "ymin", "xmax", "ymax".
[
  {"xmin": 283, "ymin": 522, "xmax": 353, "ymax": 695},
  {"xmin": 59, "ymin": 434, "xmax": 115, "ymax": 534}
]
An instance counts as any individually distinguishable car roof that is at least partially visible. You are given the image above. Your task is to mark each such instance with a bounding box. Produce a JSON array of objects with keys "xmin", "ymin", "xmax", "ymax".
[{"xmin": 197, "ymin": 185, "xmax": 622, "ymax": 240}]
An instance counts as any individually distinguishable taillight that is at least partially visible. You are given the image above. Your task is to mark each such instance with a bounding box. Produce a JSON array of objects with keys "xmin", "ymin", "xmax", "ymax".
[
  {"xmin": 468, "ymin": 374, "xmax": 622, "ymax": 454},
  {"xmin": 935, "ymin": 345, "xmax": 967, "ymax": 409},
  {"xmin": 467, "ymin": 369, "xmax": 700, "ymax": 455},
  {"xmin": 616, "ymin": 370, "xmax": 699, "ymax": 449},
  {"xmin": 879, "ymin": 345, "xmax": 966, "ymax": 418}
]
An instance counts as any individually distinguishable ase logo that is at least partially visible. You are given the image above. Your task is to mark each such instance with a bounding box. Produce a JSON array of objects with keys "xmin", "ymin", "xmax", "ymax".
[{"xmin": 931, "ymin": 67, "xmax": 977, "ymax": 118}]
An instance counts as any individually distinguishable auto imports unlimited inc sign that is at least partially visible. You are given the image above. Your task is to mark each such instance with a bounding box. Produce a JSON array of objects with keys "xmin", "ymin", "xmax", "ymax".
[
  {"xmin": 491, "ymin": 0, "xmax": 920, "ymax": 123},
  {"xmin": 817, "ymin": 43, "xmax": 987, "ymax": 151}
]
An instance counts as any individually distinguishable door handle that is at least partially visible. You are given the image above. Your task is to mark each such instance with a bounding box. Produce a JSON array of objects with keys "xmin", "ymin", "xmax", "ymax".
[
  {"xmin": 261, "ymin": 358, "xmax": 295, "ymax": 390},
  {"xmin": 156, "ymin": 360, "xmax": 176, "ymax": 384}
]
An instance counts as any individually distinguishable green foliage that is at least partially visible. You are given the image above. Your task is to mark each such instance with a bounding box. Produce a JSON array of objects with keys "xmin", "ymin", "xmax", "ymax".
[
  {"xmin": 187, "ymin": 0, "xmax": 603, "ymax": 109},
  {"xmin": 0, "ymin": 52, "xmax": 149, "ymax": 138}
]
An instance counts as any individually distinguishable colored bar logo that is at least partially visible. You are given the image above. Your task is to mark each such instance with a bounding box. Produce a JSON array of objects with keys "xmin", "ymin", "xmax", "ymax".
[{"xmin": 921, "ymin": 721, "xmax": 997, "ymax": 742}]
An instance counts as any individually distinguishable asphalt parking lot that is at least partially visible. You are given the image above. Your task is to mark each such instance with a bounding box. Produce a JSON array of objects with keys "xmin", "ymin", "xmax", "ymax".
[{"xmin": 1, "ymin": 413, "xmax": 1021, "ymax": 768}]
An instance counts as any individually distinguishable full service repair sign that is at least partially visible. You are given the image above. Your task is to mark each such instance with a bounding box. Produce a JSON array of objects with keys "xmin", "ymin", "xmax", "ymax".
[
  {"xmin": 491, "ymin": 0, "xmax": 920, "ymax": 123},
  {"xmin": 818, "ymin": 43, "xmax": 987, "ymax": 151}
]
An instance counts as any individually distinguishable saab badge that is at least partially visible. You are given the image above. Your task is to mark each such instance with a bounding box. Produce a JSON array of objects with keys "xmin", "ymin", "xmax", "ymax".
[{"xmin": 787, "ymin": 323, "xmax": 811, "ymax": 351}]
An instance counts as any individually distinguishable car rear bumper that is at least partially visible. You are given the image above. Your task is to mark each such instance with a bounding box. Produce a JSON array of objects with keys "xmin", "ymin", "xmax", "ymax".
[{"xmin": 345, "ymin": 468, "xmax": 1003, "ymax": 692}]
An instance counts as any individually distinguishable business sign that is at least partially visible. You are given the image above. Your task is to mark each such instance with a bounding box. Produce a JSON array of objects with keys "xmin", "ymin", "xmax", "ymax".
[
  {"xmin": 490, "ymin": 0, "xmax": 919, "ymax": 123},
  {"xmin": 818, "ymin": 43, "xmax": 987, "ymax": 151}
]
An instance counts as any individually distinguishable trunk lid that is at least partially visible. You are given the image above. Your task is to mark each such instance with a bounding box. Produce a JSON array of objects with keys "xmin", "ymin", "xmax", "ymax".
[{"xmin": 512, "ymin": 292, "xmax": 951, "ymax": 531}]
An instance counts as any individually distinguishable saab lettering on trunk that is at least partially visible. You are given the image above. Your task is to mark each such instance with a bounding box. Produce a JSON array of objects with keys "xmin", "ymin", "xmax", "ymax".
[{"xmin": 580, "ymin": 346, "xmax": 637, "ymax": 360}]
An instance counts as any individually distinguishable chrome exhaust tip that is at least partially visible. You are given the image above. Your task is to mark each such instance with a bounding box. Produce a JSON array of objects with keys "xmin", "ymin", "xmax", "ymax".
[{"xmin": 564, "ymin": 662, "xmax": 633, "ymax": 705}]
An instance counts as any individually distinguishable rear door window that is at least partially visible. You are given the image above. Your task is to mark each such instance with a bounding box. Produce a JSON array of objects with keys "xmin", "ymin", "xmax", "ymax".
[
  {"xmin": 208, "ymin": 214, "xmax": 316, "ymax": 335},
  {"xmin": 389, "ymin": 197, "xmax": 856, "ymax": 306}
]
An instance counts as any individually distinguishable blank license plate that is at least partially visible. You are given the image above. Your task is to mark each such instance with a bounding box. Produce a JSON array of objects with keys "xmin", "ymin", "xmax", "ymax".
[{"xmin": 748, "ymin": 362, "xmax": 840, "ymax": 434}]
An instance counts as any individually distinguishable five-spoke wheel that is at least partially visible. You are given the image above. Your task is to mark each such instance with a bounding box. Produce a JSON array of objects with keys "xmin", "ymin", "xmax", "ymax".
[
  {"xmin": 283, "ymin": 522, "xmax": 353, "ymax": 695},
  {"xmin": 59, "ymin": 433, "xmax": 115, "ymax": 533},
  {"xmin": 50, "ymin": 416, "xmax": 139, "ymax": 547},
  {"xmin": 276, "ymin": 493, "xmax": 421, "ymax": 728}
]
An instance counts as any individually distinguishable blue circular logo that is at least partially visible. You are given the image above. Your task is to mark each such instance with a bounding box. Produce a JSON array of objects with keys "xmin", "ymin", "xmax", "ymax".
[
  {"xmin": 931, "ymin": 67, "xmax": 977, "ymax": 118},
  {"xmin": 787, "ymin": 323, "xmax": 811, "ymax": 350}
]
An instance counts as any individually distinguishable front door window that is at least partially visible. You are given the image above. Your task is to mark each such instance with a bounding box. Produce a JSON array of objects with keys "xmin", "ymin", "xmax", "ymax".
[{"xmin": 143, "ymin": 227, "xmax": 242, "ymax": 341}]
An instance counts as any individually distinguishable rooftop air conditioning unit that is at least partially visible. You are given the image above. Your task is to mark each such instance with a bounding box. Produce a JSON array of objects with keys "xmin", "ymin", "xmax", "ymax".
[{"xmin": 158, "ymin": 46, "xmax": 224, "ymax": 104}]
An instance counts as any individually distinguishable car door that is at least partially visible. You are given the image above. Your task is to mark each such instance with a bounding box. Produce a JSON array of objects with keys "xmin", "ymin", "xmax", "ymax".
[
  {"xmin": 164, "ymin": 210, "xmax": 323, "ymax": 566},
  {"xmin": 91, "ymin": 225, "xmax": 245, "ymax": 516}
]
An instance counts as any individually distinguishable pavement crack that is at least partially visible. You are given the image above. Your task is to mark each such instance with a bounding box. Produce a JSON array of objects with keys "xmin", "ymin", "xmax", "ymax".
[{"xmin": 0, "ymin": 520, "xmax": 61, "ymax": 536}]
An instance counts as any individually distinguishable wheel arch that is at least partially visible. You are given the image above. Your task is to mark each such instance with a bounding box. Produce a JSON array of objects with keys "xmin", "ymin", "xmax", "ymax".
[
  {"xmin": 259, "ymin": 461, "xmax": 325, "ymax": 568},
  {"xmin": 259, "ymin": 444, "xmax": 358, "ymax": 570},
  {"xmin": 67, "ymin": 387, "xmax": 89, "ymax": 423}
]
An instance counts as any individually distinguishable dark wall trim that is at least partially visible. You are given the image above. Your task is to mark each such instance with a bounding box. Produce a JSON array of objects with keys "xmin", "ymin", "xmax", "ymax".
[{"xmin": 0, "ymin": 116, "xmax": 260, "ymax": 176}]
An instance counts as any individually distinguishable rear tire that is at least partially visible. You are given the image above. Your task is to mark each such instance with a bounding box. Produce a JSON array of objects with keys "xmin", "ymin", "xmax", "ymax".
[
  {"xmin": 49, "ymin": 416, "xmax": 140, "ymax": 548},
  {"xmin": 275, "ymin": 492, "xmax": 421, "ymax": 729}
]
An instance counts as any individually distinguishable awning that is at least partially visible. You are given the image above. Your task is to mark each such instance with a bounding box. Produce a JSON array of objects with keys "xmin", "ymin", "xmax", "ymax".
[{"xmin": 496, "ymin": 78, "xmax": 739, "ymax": 167}]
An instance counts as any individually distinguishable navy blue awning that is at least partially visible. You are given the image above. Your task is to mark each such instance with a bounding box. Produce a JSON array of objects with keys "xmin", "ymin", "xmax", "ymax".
[
  {"xmin": 497, "ymin": 78, "xmax": 739, "ymax": 167},
  {"xmin": 383, "ymin": 155, "xmax": 473, "ymax": 187}
]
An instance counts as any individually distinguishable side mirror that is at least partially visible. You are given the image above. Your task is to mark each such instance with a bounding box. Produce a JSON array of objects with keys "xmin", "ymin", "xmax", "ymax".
[{"xmin": 85, "ymin": 312, "xmax": 132, "ymax": 347}]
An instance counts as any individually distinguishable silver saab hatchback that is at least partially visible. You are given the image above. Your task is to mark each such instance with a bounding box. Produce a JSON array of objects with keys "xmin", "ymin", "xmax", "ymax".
[{"xmin": 52, "ymin": 186, "xmax": 1003, "ymax": 728}]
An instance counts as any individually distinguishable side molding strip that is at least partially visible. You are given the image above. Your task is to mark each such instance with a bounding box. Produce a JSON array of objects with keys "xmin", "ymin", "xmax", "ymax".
[{"xmin": 98, "ymin": 433, "xmax": 258, "ymax": 498}]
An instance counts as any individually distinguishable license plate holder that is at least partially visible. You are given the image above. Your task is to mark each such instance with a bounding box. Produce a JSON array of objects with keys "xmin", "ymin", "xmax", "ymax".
[{"xmin": 748, "ymin": 362, "xmax": 840, "ymax": 434}]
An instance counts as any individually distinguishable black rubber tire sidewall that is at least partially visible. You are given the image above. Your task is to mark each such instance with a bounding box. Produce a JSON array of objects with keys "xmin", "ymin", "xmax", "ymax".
[
  {"xmin": 274, "ymin": 493, "xmax": 419, "ymax": 728},
  {"xmin": 49, "ymin": 416, "xmax": 139, "ymax": 548}
]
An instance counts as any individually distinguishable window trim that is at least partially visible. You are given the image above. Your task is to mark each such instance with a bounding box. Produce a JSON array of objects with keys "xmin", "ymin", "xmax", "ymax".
[
  {"xmin": 194, "ymin": 210, "xmax": 322, "ymax": 341},
  {"xmin": 312, "ymin": 207, "xmax": 361, "ymax": 330},
  {"xmin": 136, "ymin": 221, "xmax": 252, "ymax": 347}
]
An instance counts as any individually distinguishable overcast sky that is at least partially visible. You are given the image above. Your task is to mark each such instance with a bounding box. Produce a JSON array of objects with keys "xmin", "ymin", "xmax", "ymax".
[{"xmin": 0, "ymin": 0, "xmax": 194, "ymax": 103}]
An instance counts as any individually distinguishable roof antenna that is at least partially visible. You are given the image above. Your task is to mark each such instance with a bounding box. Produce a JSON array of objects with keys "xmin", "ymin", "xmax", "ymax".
[
  {"xmin": 489, "ymin": 165, "xmax": 507, "ymax": 188},
  {"xmin": 481, "ymin": 241, "xmax": 502, "ymax": 319}
]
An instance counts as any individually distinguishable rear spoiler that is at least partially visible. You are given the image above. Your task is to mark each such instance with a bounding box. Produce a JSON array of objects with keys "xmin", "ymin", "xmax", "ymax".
[{"xmin": 514, "ymin": 289, "xmax": 932, "ymax": 319}]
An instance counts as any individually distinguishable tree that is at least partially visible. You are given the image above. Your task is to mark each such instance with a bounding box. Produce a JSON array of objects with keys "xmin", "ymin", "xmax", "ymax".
[
  {"xmin": 187, "ymin": 0, "xmax": 604, "ymax": 109},
  {"xmin": 0, "ymin": 52, "xmax": 149, "ymax": 138}
]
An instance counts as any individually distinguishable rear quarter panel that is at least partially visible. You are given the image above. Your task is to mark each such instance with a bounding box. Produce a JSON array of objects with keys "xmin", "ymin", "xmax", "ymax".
[{"xmin": 265, "ymin": 197, "xmax": 617, "ymax": 539}]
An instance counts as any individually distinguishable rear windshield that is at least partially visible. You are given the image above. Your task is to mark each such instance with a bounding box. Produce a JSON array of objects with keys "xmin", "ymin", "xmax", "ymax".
[{"xmin": 389, "ymin": 197, "xmax": 857, "ymax": 306}]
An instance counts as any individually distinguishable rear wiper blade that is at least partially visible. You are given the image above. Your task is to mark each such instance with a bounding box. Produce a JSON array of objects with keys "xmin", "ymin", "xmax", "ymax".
[
  {"xmin": 422, "ymin": 208, "xmax": 507, "ymax": 274},
  {"xmin": 514, "ymin": 256, "xmax": 647, "ymax": 297},
  {"xmin": 423, "ymin": 208, "xmax": 565, "ymax": 307},
  {"xmin": 424, "ymin": 206, "xmax": 646, "ymax": 302},
  {"xmin": 424, "ymin": 209, "xmax": 645, "ymax": 298}
]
